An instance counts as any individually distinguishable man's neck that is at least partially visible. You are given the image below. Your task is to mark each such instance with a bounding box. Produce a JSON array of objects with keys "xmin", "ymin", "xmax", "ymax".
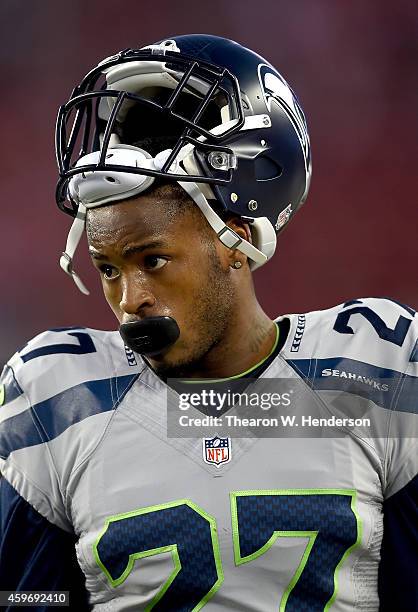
[
  {"xmin": 166, "ymin": 303, "xmax": 277, "ymax": 380},
  {"xmin": 202, "ymin": 311, "xmax": 276, "ymax": 377}
]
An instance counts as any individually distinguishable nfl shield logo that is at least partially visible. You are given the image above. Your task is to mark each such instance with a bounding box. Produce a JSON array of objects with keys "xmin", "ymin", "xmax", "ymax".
[
  {"xmin": 203, "ymin": 436, "xmax": 232, "ymax": 467},
  {"xmin": 275, "ymin": 203, "xmax": 293, "ymax": 231}
]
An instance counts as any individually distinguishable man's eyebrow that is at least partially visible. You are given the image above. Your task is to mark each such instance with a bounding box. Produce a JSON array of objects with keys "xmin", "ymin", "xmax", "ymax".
[
  {"xmin": 88, "ymin": 249, "xmax": 108, "ymax": 261},
  {"xmin": 88, "ymin": 241, "xmax": 167, "ymax": 260},
  {"xmin": 122, "ymin": 241, "xmax": 167, "ymax": 257}
]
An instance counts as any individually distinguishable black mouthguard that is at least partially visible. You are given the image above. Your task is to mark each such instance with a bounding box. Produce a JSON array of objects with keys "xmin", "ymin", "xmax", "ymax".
[{"xmin": 119, "ymin": 316, "xmax": 180, "ymax": 356}]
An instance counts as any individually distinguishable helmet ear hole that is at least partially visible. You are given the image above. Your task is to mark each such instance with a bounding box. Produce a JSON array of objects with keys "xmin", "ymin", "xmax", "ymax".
[{"xmin": 254, "ymin": 155, "xmax": 283, "ymax": 181}]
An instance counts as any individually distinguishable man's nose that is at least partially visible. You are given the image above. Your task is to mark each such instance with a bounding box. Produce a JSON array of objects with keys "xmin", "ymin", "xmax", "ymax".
[{"xmin": 119, "ymin": 274, "xmax": 156, "ymax": 316}]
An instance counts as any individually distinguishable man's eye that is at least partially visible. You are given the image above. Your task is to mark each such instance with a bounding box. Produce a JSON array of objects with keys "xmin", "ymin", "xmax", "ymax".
[
  {"xmin": 144, "ymin": 256, "xmax": 168, "ymax": 270},
  {"xmin": 99, "ymin": 264, "xmax": 119, "ymax": 280}
]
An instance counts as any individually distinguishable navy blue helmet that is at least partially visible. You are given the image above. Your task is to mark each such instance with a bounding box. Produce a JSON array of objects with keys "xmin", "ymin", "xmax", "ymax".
[{"xmin": 55, "ymin": 34, "xmax": 312, "ymax": 293}]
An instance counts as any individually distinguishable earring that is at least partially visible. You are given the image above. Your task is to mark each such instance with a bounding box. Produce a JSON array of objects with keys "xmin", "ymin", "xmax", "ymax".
[{"xmin": 232, "ymin": 261, "xmax": 242, "ymax": 269}]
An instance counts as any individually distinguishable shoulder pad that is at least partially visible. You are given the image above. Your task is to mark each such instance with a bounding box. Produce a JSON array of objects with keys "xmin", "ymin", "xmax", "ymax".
[
  {"xmin": 283, "ymin": 298, "xmax": 418, "ymax": 417},
  {"xmin": 5, "ymin": 327, "xmax": 143, "ymax": 405},
  {"xmin": 0, "ymin": 327, "xmax": 142, "ymax": 460},
  {"xmin": 285, "ymin": 297, "xmax": 416, "ymax": 371}
]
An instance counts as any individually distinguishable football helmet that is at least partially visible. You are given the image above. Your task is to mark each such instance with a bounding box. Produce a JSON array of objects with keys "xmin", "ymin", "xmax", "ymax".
[{"xmin": 55, "ymin": 34, "xmax": 312, "ymax": 294}]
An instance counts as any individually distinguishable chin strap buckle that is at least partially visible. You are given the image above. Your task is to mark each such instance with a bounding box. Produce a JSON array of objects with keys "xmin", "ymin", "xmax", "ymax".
[
  {"xmin": 60, "ymin": 251, "xmax": 73, "ymax": 274},
  {"xmin": 217, "ymin": 226, "xmax": 243, "ymax": 250}
]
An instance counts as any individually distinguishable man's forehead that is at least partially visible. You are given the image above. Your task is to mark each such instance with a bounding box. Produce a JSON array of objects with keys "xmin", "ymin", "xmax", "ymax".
[
  {"xmin": 85, "ymin": 194, "xmax": 203, "ymax": 252},
  {"xmin": 86, "ymin": 197, "xmax": 175, "ymax": 239}
]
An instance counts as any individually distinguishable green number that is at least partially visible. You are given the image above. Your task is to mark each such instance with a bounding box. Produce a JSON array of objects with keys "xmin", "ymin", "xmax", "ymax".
[
  {"xmin": 231, "ymin": 489, "xmax": 361, "ymax": 611},
  {"xmin": 95, "ymin": 490, "xmax": 360, "ymax": 610},
  {"xmin": 94, "ymin": 499, "xmax": 224, "ymax": 611}
]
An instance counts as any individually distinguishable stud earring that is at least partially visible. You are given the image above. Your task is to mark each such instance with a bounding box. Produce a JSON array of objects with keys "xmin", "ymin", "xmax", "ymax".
[{"xmin": 233, "ymin": 261, "xmax": 242, "ymax": 269}]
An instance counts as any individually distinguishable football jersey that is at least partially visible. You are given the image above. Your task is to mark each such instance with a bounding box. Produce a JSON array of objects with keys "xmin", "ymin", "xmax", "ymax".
[{"xmin": 0, "ymin": 297, "xmax": 417, "ymax": 611}]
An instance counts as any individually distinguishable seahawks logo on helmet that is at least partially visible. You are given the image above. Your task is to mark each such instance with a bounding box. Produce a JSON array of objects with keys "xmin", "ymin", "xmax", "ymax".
[{"xmin": 258, "ymin": 63, "xmax": 310, "ymax": 163}]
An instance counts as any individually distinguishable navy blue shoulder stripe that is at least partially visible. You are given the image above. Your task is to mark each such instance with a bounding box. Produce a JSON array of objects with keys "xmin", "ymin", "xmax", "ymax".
[
  {"xmin": 286, "ymin": 357, "xmax": 418, "ymax": 414},
  {"xmin": 0, "ymin": 365, "xmax": 24, "ymax": 404},
  {"xmin": 0, "ymin": 373, "xmax": 138, "ymax": 460}
]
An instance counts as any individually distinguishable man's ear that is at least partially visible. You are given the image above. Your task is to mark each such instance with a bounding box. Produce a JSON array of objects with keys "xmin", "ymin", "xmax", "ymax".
[
  {"xmin": 226, "ymin": 216, "xmax": 253, "ymax": 244},
  {"xmin": 223, "ymin": 216, "xmax": 252, "ymax": 269}
]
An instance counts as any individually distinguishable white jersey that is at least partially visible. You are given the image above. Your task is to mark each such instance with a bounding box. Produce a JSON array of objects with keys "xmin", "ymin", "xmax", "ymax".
[{"xmin": 1, "ymin": 297, "xmax": 417, "ymax": 611}]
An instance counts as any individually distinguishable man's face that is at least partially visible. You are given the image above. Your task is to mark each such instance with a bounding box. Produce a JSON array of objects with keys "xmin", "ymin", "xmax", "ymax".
[{"xmin": 86, "ymin": 190, "xmax": 236, "ymax": 375}]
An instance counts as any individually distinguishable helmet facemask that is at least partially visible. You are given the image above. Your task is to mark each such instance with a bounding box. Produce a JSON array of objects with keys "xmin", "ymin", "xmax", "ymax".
[{"xmin": 56, "ymin": 45, "xmax": 245, "ymax": 214}]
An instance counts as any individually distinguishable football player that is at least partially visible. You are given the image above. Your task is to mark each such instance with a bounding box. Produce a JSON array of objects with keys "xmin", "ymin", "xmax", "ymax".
[{"xmin": 1, "ymin": 35, "xmax": 417, "ymax": 611}]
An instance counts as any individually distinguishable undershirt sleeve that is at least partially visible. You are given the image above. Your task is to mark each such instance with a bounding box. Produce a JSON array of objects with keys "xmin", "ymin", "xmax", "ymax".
[
  {"xmin": 378, "ymin": 472, "xmax": 418, "ymax": 611},
  {"xmin": 0, "ymin": 478, "xmax": 91, "ymax": 611}
]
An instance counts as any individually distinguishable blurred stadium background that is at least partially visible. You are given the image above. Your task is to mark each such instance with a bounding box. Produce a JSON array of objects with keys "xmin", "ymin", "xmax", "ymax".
[{"xmin": 1, "ymin": 0, "xmax": 417, "ymax": 365}]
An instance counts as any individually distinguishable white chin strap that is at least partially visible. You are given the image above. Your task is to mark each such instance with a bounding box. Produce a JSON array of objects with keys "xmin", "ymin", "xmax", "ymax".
[
  {"xmin": 60, "ymin": 203, "xmax": 90, "ymax": 295},
  {"xmin": 60, "ymin": 146, "xmax": 274, "ymax": 295}
]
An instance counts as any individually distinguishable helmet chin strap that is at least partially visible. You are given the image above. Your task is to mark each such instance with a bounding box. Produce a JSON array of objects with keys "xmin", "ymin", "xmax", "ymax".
[
  {"xmin": 59, "ymin": 203, "xmax": 89, "ymax": 295},
  {"xmin": 59, "ymin": 146, "xmax": 269, "ymax": 295},
  {"xmin": 175, "ymin": 169, "xmax": 268, "ymax": 267}
]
